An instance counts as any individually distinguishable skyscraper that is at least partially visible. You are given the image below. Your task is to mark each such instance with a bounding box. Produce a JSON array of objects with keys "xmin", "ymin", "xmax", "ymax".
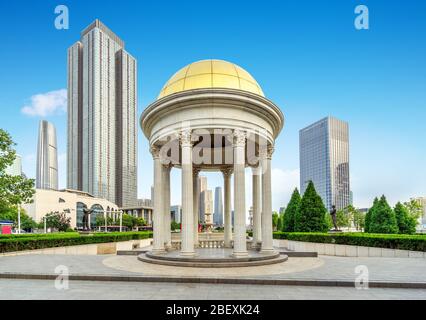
[
  {"xmin": 214, "ymin": 186, "xmax": 223, "ymax": 226},
  {"xmin": 36, "ymin": 120, "xmax": 58, "ymax": 190},
  {"xmin": 299, "ymin": 116, "xmax": 350, "ymax": 211},
  {"xmin": 67, "ymin": 19, "xmax": 137, "ymax": 207},
  {"xmin": 198, "ymin": 176, "xmax": 208, "ymax": 222}
]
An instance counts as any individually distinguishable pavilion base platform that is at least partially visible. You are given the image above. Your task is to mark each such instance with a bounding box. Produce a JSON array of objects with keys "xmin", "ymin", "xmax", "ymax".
[{"xmin": 137, "ymin": 248, "xmax": 288, "ymax": 268}]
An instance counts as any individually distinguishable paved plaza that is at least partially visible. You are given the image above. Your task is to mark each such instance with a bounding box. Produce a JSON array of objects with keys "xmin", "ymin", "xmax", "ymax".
[
  {"xmin": 1, "ymin": 253, "xmax": 426, "ymax": 300},
  {"xmin": 1, "ymin": 279, "xmax": 426, "ymax": 300}
]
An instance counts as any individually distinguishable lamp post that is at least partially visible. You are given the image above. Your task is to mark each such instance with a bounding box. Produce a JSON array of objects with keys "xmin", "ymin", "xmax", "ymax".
[
  {"xmin": 17, "ymin": 204, "xmax": 21, "ymax": 234},
  {"xmin": 104, "ymin": 210, "xmax": 108, "ymax": 232},
  {"xmin": 44, "ymin": 216, "xmax": 47, "ymax": 234},
  {"xmin": 119, "ymin": 210, "xmax": 123, "ymax": 232}
]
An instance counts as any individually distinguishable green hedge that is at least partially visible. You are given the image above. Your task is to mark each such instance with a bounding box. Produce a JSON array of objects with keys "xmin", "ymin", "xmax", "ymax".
[
  {"xmin": 273, "ymin": 232, "xmax": 426, "ymax": 252},
  {"xmin": 0, "ymin": 231, "xmax": 153, "ymax": 253}
]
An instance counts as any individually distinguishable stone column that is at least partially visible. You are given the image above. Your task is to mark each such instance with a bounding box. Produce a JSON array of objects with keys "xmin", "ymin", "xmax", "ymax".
[
  {"xmin": 232, "ymin": 130, "xmax": 248, "ymax": 257},
  {"xmin": 222, "ymin": 168, "xmax": 233, "ymax": 248},
  {"xmin": 180, "ymin": 130, "xmax": 195, "ymax": 256},
  {"xmin": 261, "ymin": 145, "xmax": 275, "ymax": 253},
  {"xmin": 252, "ymin": 166, "xmax": 262, "ymax": 248},
  {"xmin": 151, "ymin": 146, "xmax": 165, "ymax": 254},
  {"xmin": 193, "ymin": 168, "xmax": 200, "ymax": 247},
  {"xmin": 163, "ymin": 165, "xmax": 172, "ymax": 249}
]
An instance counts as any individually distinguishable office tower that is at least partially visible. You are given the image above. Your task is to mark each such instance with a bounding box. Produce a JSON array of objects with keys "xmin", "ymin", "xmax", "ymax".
[
  {"xmin": 5, "ymin": 154, "xmax": 22, "ymax": 177},
  {"xmin": 67, "ymin": 19, "xmax": 137, "ymax": 207},
  {"xmin": 36, "ymin": 120, "xmax": 58, "ymax": 190},
  {"xmin": 198, "ymin": 176, "xmax": 208, "ymax": 222},
  {"xmin": 214, "ymin": 186, "xmax": 223, "ymax": 226},
  {"xmin": 204, "ymin": 189, "xmax": 214, "ymax": 225},
  {"xmin": 299, "ymin": 116, "xmax": 350, "ymax": 211}
]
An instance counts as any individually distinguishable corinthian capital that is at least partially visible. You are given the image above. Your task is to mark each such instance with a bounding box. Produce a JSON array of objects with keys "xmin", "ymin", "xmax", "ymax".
[
  {"xmin": 150, "ymin": 145, "xmax": 160, "ymax": 159},
  {"xmin": 179, "ymin": 130, "xmax": 193, "ymax": 147},
  {"xmin": 221, "ymin": 168, "xmax": 233, "ymax": 178},
  {"xmin": 233, "ymin": 129, "xmax": 246, "ymax": 148},
  {"xmin": 259, "ymin": 144, "xmax": 275, "ymax": 160}
]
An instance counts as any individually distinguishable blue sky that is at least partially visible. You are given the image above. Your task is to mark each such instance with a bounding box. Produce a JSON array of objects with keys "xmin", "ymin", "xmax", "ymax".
[{"xmin": 0, "ymin": 0, "xmax": 425, "ymax": 210}]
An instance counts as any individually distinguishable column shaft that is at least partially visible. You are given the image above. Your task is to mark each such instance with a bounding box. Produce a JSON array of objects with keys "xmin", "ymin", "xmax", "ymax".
[
  {"xmin": 163, "ymin": 166, "xmax": 171, "ymax": 249},
  {"xmin": 193, "ymin": 170, "xmax": 199, "ymax": 246},
  {"xmin": 261, "ymin": 148, "xmax": 274, "ymax": 253},
  {"xmin": 180, "ymin": 131, "xmax": 195, "ymax": 256},
  {"xmin": 233, "ymin": 131, "xmax": 248, "ymax": 257},
  {"xmin": 152, "ymin": 148, "xmax": 165, "ymax": 254},
  {"xmin": 223, "ymin": 170, "xmax": 232, "ymax": 248},
  {"xmin": 252, "ymin": 167, "xmax": 262, "ymax": 247}
]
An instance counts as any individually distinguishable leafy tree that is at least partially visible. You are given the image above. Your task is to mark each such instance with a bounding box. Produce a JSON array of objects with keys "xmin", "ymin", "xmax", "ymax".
[
  {"xmin": 171, "ymin": 220, "xmax": 180, "ymax": 231},
  {"xmin": 353, "ymin": 209, "xmax": 366, "ymax": 231},
  {"xmin": 295, "ymin": 181, "xmax": 329, "ymax": 232},
  {"xmin": 0, "ymin": 204, "xmax": 37, "ymax": 231},
  {"xmin": 368, "ymin": 195, "xmax": 398, "ymax": 234},
  {"xmin": 394, "ymin": 202, "xmax": 417, "ymax": 234},
  {"xmin": 0, "ymin": 129, "xmax": 35, "ymax": 208},
  {"xmin": 42, "ymin": 211, "xmax": 71, "ymax": 232},
  {"xmin": 272, "ymin": 211, "xmax": 279, "ymax": 231},
  {"xmin": 282, "ymin": 188, "xmax": 301, "ymax": 232},
  {"xmin": 364, "ymin": 197, "xmax": 379, "ymax": 233},
  {"xmin": 336, "ymin": 209, "xmax": 350, "ymax": 229},
  {"xmin": 404, "ymin": 199, "xmax": 423, "ymax": 221},
  {"xmin": 277, "ymin": 214, "xmax": 284, "ymax": 232}
]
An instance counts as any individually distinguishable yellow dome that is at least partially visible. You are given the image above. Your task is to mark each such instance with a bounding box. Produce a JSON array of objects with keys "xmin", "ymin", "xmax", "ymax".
[{"xmin": 158, "ymin": 59, "xmax": 264, "ymax": 99}]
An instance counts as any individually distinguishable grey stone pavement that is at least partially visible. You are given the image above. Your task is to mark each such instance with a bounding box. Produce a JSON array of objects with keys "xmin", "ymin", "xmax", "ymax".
[
  {"xmin": 1, "ymin": 254, "xmax": 426, "ymax": 283},
  {"xmin": 1, "ymin": 279, "xmax": 426, "ymax": 300},
  {"xmin": 1, "ymin": 254, "xmax": 426, "ymax": 299}
]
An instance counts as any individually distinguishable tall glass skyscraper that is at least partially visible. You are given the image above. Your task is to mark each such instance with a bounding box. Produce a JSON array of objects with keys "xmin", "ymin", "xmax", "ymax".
[
  {"xmin": 214, "ymin": 186, "xmax": 223, "ymax": 226},
  {"xmin": 67, "ymin": 20, "xmax": 137, "ymax": 207},
  {"xmin": 299, "ymin": 117, "xmax": 350, "ymax": 211},
  {"xmin": 36, "ymin": 120, "xmax": 58, "ymax": 190}
]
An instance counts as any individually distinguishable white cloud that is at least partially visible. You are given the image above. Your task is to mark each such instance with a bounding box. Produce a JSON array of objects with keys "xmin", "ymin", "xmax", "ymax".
[{"xmin": 21, "ymin": 89, "xmax": 67, "ymax": 117}]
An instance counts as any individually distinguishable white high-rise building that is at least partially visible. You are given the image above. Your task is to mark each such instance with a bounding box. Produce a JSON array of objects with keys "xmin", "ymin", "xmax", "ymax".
[
  {"xmin": 299, "ymin": 116, "xmax": 350, "ymax": 211},
  {"xmin": 67, "ymin": 19, "xmax": 137, "ymax": 207},
  {"xmin": 198, "ymin": 176, "xmax": 208, "ymax": 222},
  {"xmin": 214, "ymin": 186, "xmax": 223, "ymax": 226},
  {"xmin": 36, "ymin": 120, "xmax": 58, "ymax": 190}
]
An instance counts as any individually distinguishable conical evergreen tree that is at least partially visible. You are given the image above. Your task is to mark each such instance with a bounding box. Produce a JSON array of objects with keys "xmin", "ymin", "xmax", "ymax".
[
  {"xmin": 295, "ymin": 181, "xmax": 328, "ymax": 232},
  {"xmin": 364, "ymin": 197, "xmax": 378, "ymax": 233},
  {"xmin": 394, "ymin": 202, "xmax": 417, "ymax": 234},
  {"xmin": 282, "ymin": 188, "xmax": 301, "ymax": 232},
  {"xmin": 369, "ymin": 195, "xmax": 398, "ymax": 234}
]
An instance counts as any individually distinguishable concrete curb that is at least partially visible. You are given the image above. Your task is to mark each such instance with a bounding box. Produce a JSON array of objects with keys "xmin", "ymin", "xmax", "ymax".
[{"xmin": 0, "ymin": 272, "xmax": 425, "ymax": 289}]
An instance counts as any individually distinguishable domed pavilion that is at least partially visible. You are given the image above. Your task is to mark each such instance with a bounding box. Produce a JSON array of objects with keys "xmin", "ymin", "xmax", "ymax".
[{"xmin": 140, "ymin": 59, "xmax": 284, "ymax": 265}]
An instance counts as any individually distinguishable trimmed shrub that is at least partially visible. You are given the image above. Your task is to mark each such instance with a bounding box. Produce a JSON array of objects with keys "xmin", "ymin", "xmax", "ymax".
[
  {"xmin": 0, "ymin": 231, "xmax": 153, "ymax": 253},
  {"xmin": 273, "ymin": 232, "xmax": 426, "ymax": 252}
]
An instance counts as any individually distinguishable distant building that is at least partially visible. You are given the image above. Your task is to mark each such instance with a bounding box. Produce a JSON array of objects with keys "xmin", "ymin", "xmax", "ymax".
[
  {"xmin": 5, "ymin": 154, "xmax": 22, "ymax": 176},
  {"xmin": 198, "ymin": 176, "xmax": 208, "ymax": 222},
  {"xmin": 299, "ymin": 116, "xmax": 350, "ymax": 211},
  {"xmin": 214, "ymin": 187, "xmax": 223, "ymax": 226},
  {"xmin": 36, "ymin": 120, "xmax": 58, "ymax": 190},
  {"xmin": 121, "ymin": 198, "xmax": 153, "ymax": 226},
  {"xmin": 67, "ymin": 19, "xmax": 137, "ymax": 207},
  {"xmin": 412, "ymin": 197, "xmax": 426, "ymax": 230},
  {"xmin": 23, "ymin": 189, "xmax": 118, "ymax": 229},
  {"xmin": 171, "ymin": 205, "xmax": 182, "ymax": 223}
]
